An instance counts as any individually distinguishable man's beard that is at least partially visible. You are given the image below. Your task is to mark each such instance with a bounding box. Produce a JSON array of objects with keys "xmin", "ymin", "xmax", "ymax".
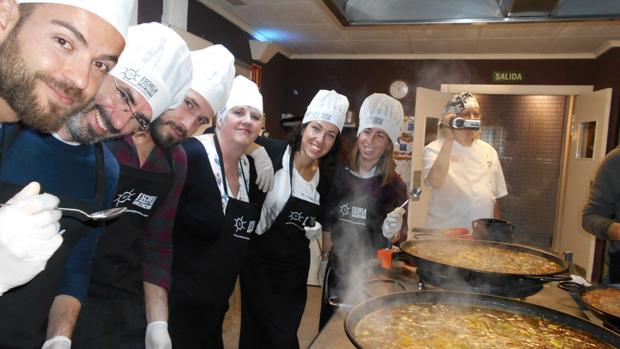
[
  {"xmin": 64, "ymin": 102, "xmax": 120, "ymax": 145},
  {"xmin": 0, "ymin": 27, "xmax": 87, "ymax": 133},
  {"xmin": 150, "ymin": 119, "xmax": 188, "ymax": 149}
]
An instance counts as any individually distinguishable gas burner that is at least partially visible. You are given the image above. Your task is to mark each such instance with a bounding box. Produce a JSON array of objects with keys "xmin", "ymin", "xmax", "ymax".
[{"xmin": 416, "ymin": 267, "xmax": 543, "ymax": 299}]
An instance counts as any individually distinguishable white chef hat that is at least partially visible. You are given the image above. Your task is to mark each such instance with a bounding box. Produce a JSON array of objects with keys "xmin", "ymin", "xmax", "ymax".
[
  {"xmin": 357, "ymin": 93, "xmax": 403, "ymax": 144},
  {"xmin": 109, "ymin": 23, "xmax": 192, "ymax": 121},
  {"xmin": 223, "ymin": 76, "xmax": 263, "ymax": 116},
  {"xmin": 302, "ymin": 90, "xmax": 349, "ymax": 132},
  {"xmin": 17, "ymin": 0, "xmax": 134, "ymax": 40},
  {"xmin": 190, "ymin": 45, "xmax": 236, "ymax": 117}
]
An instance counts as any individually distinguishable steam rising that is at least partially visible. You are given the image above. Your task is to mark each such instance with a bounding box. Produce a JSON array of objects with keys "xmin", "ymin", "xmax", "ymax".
[
  {"xmin": 330, "ymin": 218, "xmax": 379, "ymax": 306},
  {"xmin": 413, "ymin": 61, "xmax": 477, "ymax": 90}
]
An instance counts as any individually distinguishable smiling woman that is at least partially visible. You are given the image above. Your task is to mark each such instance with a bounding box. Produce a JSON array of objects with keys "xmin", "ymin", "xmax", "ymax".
[
  {"xmin": 239, "ymin": 90, "xmax": 349, "ymax": 349},
  {"xmin": 319, "ymin": 93, "xmax": 408, "ymax": 330},
  {"xmin": 168, "ymin": 75, "xmax": 265, "ymax": 349}
]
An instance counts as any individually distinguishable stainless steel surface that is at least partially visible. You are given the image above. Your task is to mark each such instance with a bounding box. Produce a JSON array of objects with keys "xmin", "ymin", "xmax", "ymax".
[
  {"xmin": 57, "ymin": 206, "xmax": 126, "ymax": 220},
  {"xmin": 411, "ymin": 171, "xmax": 422, "ymax": 202},
  {"xmin": 410, "ymin": 186, "xmax": 422, "ymax": 202},
  {"xmin": 310, "ymin": 265, "xmax": 589, "ymax": 348},
  {"xmin": 328, "ymin": 296, "xmax": 354, "ymax": 309},
  {"xmin": 1, "ymin": 203, "xmax": 127, "ymax": 221},
  {"xmin": 324, "ymin": 0, "xmax": 620, "ymax": 25}
]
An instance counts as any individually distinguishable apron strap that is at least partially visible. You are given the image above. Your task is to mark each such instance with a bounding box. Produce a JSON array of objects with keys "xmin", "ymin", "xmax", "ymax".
[
  {"xmin": 0, "ymin": 123, "xmax": 22, "ymax": 167},
  {"xmin": 288, "ymin": 149, "xmax": 294, "ymax": 192},
  {"xmin": 93, "ymin": 143, "xmax": 105, "ymax": 205},
  {"xmin": 213, "ymin": 134, "xmax": 249, "ymax": 198}
]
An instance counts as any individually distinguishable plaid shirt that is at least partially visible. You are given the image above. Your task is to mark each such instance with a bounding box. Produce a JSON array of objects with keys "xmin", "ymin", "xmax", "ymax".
[{"xmin": 106, "ymin": 135, "xmax": 187, "ymax": 290}]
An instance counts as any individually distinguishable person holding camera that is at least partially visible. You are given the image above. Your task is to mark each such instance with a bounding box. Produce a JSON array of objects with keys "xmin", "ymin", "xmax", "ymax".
[{"xmin": 423, "ymin": 92, "xmax": 507, "ymax": 230}]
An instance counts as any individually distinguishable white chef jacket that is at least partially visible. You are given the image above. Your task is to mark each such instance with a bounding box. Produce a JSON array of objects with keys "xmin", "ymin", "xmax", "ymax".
[{"xmin": 423, "ymin": 138, "xmax": 507, "ymax": 230}]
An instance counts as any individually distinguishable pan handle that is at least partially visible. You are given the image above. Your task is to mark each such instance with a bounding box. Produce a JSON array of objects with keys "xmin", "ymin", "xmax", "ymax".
[
  {"xmin": 390, "ymin": 251, "xmax": 416, "ymax": 265},
  {"xmin": 328, "ymin": 296, "xmax": 355, "ymax": 309},
  {"xmin": 413, "ymin": 232, "xmax": 446, "ymax": 240},
  {"xmin": 362, "ymin": 278, "xmax": 407, "ymax": 297},
  {"xmin": 524, "ymin": 274, "xmax": 572, "ymax": 283},
  {"xmin": 557, "ymin": 281, "xmax": 585, "ymax": 293}
]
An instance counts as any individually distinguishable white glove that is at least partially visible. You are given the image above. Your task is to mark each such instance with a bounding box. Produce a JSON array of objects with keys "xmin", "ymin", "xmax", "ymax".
[
  {"xmin": 250, "ymin": 147, "xmax": 274, "ymax": 193},
  {"xmin": 304, "ymin": 221, "xmax": 322, "ymax": 241},
  {"xmin": 42, "ymin": 336, "xmax": 71, "ymax": 349},
  {"xmin": 317, "ymin": 260, "xmax": 328, "ymax": 287},
  {"xmin": 0, "ymin": 182, "xmax": 62, "ymax": 295},
  {"xmin": 145, "ymin": 321, "xmax": 172, "ymax": 349},
  {"xmin": 381, "ymin": 207, "xmax": 406, "ymax": 240}
]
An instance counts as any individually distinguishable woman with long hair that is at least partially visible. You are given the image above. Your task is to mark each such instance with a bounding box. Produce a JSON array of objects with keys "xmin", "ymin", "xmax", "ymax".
[
  {"xmin": 239, "ymin": 90, "xmax": 349, "ymax": 349},
  {"xmin": 319, "ymin": 93, "xmax": 408, "ymax": 328}
]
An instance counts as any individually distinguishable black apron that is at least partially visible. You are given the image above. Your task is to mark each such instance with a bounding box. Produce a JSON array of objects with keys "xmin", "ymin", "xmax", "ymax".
[
  {"xmin": 0, "ymin": 126, "xmax": 107, "ymax": 349},
  {"xmin": 319, "ymin": 170, "xmax": 385, "ymax": 329},
  {"xmin": 73, "ymin": 152, "xmax": 174, "ymax": 349},
  {"xmin": 239, "ymin": 156, "xmax": 321, "ymax": 349},
  {"xmin": 169, "ymin": 135, "xmax": 260, "ymax": 349}
]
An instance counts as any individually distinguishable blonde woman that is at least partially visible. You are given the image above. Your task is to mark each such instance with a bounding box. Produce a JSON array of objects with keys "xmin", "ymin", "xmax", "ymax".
[{"xmin": 168, "ymin": 76, "xmax": 264, "ymax": 348}]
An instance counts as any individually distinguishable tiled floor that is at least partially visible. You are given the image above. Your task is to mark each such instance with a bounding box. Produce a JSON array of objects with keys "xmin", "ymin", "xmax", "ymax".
[{"xmin": 222, "ymin": 282, "xmax": 323, "ymax": 349}]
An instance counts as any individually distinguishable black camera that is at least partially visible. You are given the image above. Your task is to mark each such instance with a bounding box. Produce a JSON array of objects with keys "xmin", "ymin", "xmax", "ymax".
[{"xmin": 442, "ymin": 117, "xmax": 480, "ymax": 130}]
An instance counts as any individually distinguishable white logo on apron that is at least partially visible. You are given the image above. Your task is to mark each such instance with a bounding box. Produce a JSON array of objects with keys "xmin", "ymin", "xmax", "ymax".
[
  {"xmin": 132, "ymin": 193, "xmax": 158, "ymax": 210},
  {"xmin": 338, "ymin": 203, "xmax": 351, "ymax": 216},
  {"xmin": 338, "ymin": 202, "xmax": 367, "ymax": 220},
  {"xmin": 247, "ymin": 220, "xmax": 256, "ymax": 233},
  {"xmin": 351, "ymin": 206, "xmax": 367, "ymax": 220},
  {"xmin": 114, "ymin": 189, "xmax": 136, "ymax": 207},
  {"xmin": 233, "ymin": 216, "xmax": 247, "ymax": 233},
  {"xmin": 288, "ymin": 211, "xmax": 305, "ymax": 223}
]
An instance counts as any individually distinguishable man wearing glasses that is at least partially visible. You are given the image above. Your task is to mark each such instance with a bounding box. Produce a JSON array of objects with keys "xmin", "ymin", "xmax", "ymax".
[{"xmin": 43, "ymin": 23, "xmax": 192, "ymax": 348}]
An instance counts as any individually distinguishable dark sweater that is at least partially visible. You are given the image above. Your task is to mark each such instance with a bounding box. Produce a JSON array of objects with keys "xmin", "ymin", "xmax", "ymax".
[{"xmin": 582, "ymin": 146, "xmax": 620, "ymax": 254}]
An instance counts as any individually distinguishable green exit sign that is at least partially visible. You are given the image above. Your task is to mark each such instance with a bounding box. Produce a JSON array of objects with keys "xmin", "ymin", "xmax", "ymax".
[{"xmin": 492, "ymin": 71, "xmax": 526, "ymax": 83}]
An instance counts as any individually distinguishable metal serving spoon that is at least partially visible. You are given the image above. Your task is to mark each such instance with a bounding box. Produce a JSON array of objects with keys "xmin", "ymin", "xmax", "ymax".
[
  {"xmin": 57, "ymin": 206, "xmax": 127, "ymax": 221},
  {"xmin": 0, "ymin": 203, "xmax": 127, "ymax": 221},
  {"xmin": 396, "ymin": 187, "xmax": 423, "ymax": 210}
]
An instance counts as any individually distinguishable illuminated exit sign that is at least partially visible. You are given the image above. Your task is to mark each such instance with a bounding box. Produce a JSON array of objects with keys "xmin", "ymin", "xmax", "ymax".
[{"xmin": 492, "ymin": 71, "xmax": 526, "ymax": 83}]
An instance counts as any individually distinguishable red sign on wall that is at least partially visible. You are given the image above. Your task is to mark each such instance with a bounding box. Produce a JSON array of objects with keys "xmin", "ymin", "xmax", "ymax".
[{"xmin": 251, "ymin": 63, "xmax": 262, "ymax": 89}]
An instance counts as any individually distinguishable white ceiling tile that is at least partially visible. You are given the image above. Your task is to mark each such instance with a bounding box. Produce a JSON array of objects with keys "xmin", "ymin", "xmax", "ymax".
[
  {"xmin": 202, "ymin": 1, "xmax": 620, "ymax": 56},
  {"xmin": 216, "ymin": 4, "xmax": 265, "ymax": 27},
  {"xmin": 341, "ymin": 27, "xmax": 409, "ymax": 41},
  {"xmin": 350, "ymin": 40, "xmax": 412, "ymax": 54},
  {"xmin": 409, "ymin": 39, "xmax": 479, "ymax": 54},
  {"xmin": 556, "ymin": 22, "xmax": 620, "ymax": 38},
  {"xmin": 282, "ymin": 24, "xmax": 347, "ymax": 42},
  {"xmin": 407, "ymin": 26, "xmax": 481, "ymax": 40},
  {"xmin": 544, "ymin": 37, "xmax": 612, "ymax": 53},
  {"xmin": 244, "ymin": 2, "xmax": 329, "ymax": 25},
  {"xmin": 476, "ymin": 38, "xmax": 552, "ymax": 53},
  {"xmin": 479, "ymin": 23, "xmax": 561, "ymax": 38},
  {"xmin": 294, "ymin": 40, "xmax": 356, "ymax": 54}
]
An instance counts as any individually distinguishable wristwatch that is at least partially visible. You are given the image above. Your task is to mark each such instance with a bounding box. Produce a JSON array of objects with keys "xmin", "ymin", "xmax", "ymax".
[{"xmin": 320, "ymin": 251, "xmax": 330, "ymax": 258}]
